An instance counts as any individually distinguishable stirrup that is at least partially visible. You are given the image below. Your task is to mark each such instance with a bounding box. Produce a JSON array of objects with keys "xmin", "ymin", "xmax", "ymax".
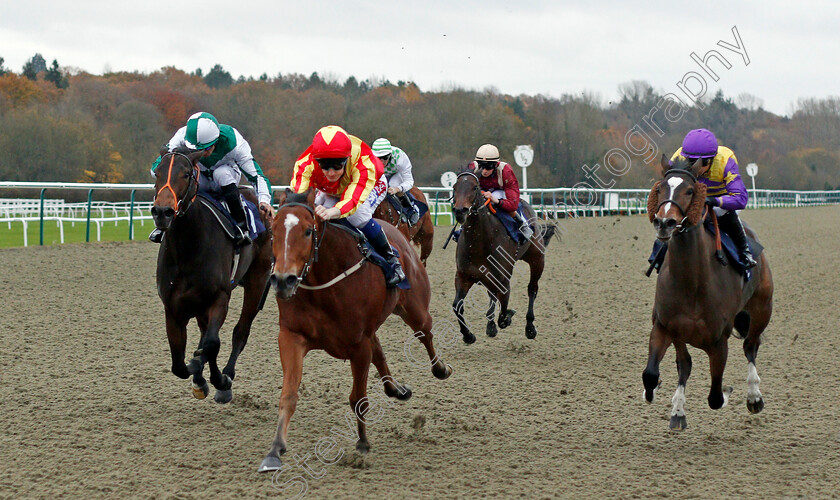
[
  {"xmin": 520, "ymin": 224, "xmax": 534, "ymax": 241},
  {"xmin": 386, "ymin": 258, "xmax": 406, "ymax": 287},
  {"xmin": 149, "ymin": 228, "xmax": 164, "ymax": 243},
  {"xmin": 408, "ymin": 206, "xmax": 420, "ymax": 225},
  {"xmin": 741, "ymin": 252, "xmax": 757, "ymax": 269},
  {"xmin": 234, "ymin": 223, "xmax": 252, "ymax": 247}
]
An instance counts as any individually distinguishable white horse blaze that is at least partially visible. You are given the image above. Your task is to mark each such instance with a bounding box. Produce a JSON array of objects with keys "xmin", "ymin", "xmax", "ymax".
[
  {"xmin": 661, "ymin": 177, "xmax": 684, "ymax": 217},
  {"xmin": 671, "ymin": 385, "xmax": 686, "ymax": 417},
  {"xmin": 746, "ymin": 362, "xmax": 762, "ymax": 403},
  {"xmin": 283, "ymin": 214, "xmax": 300, "ymax": 267}
]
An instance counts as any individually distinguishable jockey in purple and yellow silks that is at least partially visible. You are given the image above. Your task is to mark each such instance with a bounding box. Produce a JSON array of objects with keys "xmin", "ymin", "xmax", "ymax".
[
  {"xmin": 670, "ymin": 128, "xmax": 756, "ymax": 268},
  {"xmin": 291, "ymin": 125, "xmax": 406, "ymax": 287}
]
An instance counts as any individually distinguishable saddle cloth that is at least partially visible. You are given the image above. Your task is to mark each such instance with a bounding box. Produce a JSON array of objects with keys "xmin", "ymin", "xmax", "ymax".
[
  {"xmin": 647, "ymin": 221, "xmax": 764, "ymax": 281},
  {"xmin": 386, "ymin": 192, "xmax": 429, "ymax": 222},
  {"xmin": 330, "ymin": 219, "xmax": 410, "ymax": 290},
  {"xmin": 196, "ymin": 192, "xmax": 266, "ymax": 241}
]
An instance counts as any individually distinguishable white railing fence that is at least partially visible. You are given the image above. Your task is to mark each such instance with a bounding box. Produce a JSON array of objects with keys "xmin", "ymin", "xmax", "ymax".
[{"xmin": 2, "ymin": 181, "xmax": 839, "ymax": 246}]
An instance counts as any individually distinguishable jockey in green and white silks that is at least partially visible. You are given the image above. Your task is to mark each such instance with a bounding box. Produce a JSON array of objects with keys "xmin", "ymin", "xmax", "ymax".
[
  {"xmin": 371, "ymin": 138, "xmax": 421, "ymax": 225},
  {"xmin": 149, "ymin": 112, "xmax": 273, "ymax": 246}
]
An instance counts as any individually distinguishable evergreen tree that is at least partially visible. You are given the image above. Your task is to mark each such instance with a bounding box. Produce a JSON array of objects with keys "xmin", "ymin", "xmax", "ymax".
[
  {"xmin": 44, "ymin": 59, "xmax": 69, "ymax": 89},
  {"xmin": 203, "ymin": 64, "xmax": 233, "ymax": 89}
]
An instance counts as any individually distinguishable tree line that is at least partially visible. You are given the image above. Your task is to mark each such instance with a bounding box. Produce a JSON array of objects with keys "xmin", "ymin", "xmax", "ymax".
[{"xmin": 1, "ymin": 55, "xmax": 839, "ymax": 193}]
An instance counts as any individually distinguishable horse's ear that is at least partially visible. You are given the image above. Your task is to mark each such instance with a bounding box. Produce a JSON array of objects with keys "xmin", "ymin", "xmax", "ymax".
[
  {"xmin": 657, "ymin": 154, "xmax": 671, "ymax": 178},
  {"xmin": 276, "ymin": 188, "xmax": 289, "ymax": 207},
  {"xmin": 687, "ymin": 158, "xmax": 705, "ymax": 179},
  {"xmin": 305, "ymin": 189, "xmax": 316, "ymax": 207},
  {"xmin": 187, "ymin": 151, "xmax": 205, "ymax": 165},
  {"xmin": 159, "ymin": 146, "xmax": 169, "ymax": 157}
]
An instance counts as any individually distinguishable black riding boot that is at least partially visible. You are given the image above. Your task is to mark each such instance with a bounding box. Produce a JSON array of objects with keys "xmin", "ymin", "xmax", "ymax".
[
  {"xmin": 514, "ymin": 211, "xmax": 534, "ymax": 241},
  {"xmin": 365, "ymin": 223, "xmax": 406, "ymax": 287},
  {"xmin": 397, "ymin": 192, "xmax": 420, "ymax": 225},
  {"xmin": 221, "ymin": 184, "xmax": 252, "ymax": 247},
  {"xmin": 149, "ymin": 228, "xmax": 164, "ymax": 243},
  {"xmin": 718, "ymin": 211, "xmax": 756, "ymax": 269}
]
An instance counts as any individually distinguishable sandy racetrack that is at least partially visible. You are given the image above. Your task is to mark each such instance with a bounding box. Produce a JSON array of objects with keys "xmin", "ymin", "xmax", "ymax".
[{"xmin": 1, "ymin": 207, "xmax": 839, "ymax": 499}]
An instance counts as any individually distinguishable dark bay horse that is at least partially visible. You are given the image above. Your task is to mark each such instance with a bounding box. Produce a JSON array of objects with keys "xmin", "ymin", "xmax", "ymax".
[
  {"xmin": 451, "ymin": 171, "xmax": 555, "ymax": 343},
  {"xmin": 152, "ymin": 149, "xmax": 272, "ymax": 403},
  {"xmin": 258, "ymin": 189, "xmax": 451, "ymax": 473},
  {"xmin": 372, "ymin": 186, "xmax": 434, "ymax": 266},
  {"xmin": 644, "ymin": 155, "xmax": 773, "ymax": 429}
]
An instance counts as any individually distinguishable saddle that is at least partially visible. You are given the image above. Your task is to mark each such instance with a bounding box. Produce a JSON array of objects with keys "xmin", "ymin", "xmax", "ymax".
[
  {"xmin": 329, "ymin": 219, "xmax": 410, "ymax": 290},
  {"xmin": 647, "ymin": 220, "xmax": 764, "ymax": 281},
  {"xmin": 196, "ymin": 192, "xmax": 266, "ymax": 243},
  {"xmin": 386, "ymin": 192, "xmax": 428, "ymax": 224}
]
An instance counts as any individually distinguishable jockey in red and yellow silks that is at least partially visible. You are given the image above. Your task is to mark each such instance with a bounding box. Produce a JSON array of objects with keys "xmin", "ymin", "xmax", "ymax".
[
  {"xmin": 290, "ymin": 126, "xmax": 406, "ymax": 287},
  {"xmin": 292, "ymin": 128, "xmax": 383, "ymax": 217}
]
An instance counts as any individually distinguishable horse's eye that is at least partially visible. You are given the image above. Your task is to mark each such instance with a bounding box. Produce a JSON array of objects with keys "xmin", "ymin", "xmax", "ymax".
[
  {"xmin": 304, "ymin": 228, "xmax": 313, "ymax": 237},
  {"xmin": 686, "ymin": 188, "xmax": 694, "ymax": 195}
]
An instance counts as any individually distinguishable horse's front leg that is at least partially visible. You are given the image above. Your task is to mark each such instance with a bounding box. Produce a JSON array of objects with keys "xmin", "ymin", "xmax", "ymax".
[
  {"xmin": 259, "ymin": 327, "xmax": 307, "ymax": 473},
  {"xmin": 453, "ymin": 272, "xmax": 476, "ymax": 344},
  {"xmin": 165, "ymin": 310, "xmax": 189, "ymax": 380},
  {"xmin": 495, "ymin": 286, "xmax": 515, "ymax": 330},
  {"xmin": 524, "ymin": 251, "xmax": 545, "ymax": 339},
  {"xmin": 485, "ymin": 289, "xmax": 498, "ymax": 338},
  {"xmin": 669, "ymin": 342, "xmax": 692, "ymax": 430},
  {"xmin": 349, "ymin": 338, "xmax": 373, "ymax": 454},
  {"xmin": 707, "ymin": 337, "xmax": 733, "ymax": 410},
  {"xmin": 193, "ymin": 296, "xmax": 231, "ymax": 400},
  {"xmin": 643, "ymin": 320, "xmax": 671, "ymax": 403},
  {"xmin": 220, "ymin": 272, "xmax": 269, "ymax": 403}
]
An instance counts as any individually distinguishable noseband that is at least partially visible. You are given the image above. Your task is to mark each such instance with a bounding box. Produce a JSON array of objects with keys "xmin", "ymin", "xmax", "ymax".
[
  {"xmin": 155, "ymin": 152, "xmax": 200, "ymax": 216},
  {"xmin": 454, "ymin": 171, "xmax": 492, "ymax": 218},
  {"xmin": 655, "ymin": 169, "xmax": 699, "ymax": 232}
]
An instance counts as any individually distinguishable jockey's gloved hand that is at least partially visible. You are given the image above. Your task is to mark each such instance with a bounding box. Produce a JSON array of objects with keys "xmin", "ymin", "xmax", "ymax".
[{"xmin": 705, "ymin": 196, "xmax": 720, "ymax": 207}]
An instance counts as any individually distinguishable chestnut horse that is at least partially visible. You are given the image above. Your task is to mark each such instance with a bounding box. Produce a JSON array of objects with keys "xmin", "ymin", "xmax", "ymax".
[
  {"xmin": 152, "ymin": 149, "xmax": 272, "ymax": 403},
  {"xmin": 258, "ymin": 189, "xmax": 451, "ymax": 473},
  {"xmin": 451, "ymin": 171, "xmax": 555, "ymax": 343},
  {"xmin": 372, "ymin": 187, "xmax": 434, "ymax": 266},
  {"xmin": 644, "ymin": 155, "xmax": 773, "ymax": 429}
]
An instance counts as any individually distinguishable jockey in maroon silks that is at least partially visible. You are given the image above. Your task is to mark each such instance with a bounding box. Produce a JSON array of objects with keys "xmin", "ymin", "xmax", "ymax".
[
  {"xmin": 467, "ymin": 143, "xmax": 533, "ymax": 239},
  {"xmin": 670, "ymin": 128, "xmax": 756, "ymax": 268}
]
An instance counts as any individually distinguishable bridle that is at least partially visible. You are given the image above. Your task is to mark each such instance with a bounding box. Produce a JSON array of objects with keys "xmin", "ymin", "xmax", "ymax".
[
  {"xmin": 655, "ymin": 169, "xmax": 702, "ymax": 233},
  {"xmin": 154, "ymin": 152, "xmax": 200, "ymax": 216},
  {"xmin": 454, "ymin": 171, "xmax": 495, "ymax": 218},
  {"xmin": 274, "ymin": 202, "xmax": 369, "ymax": 297}
]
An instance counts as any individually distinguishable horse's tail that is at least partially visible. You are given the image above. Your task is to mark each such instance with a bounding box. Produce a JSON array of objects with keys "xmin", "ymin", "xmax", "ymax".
[{"xmin": 541, "ymin": 224, "xmax": 557, "ymax": 247}]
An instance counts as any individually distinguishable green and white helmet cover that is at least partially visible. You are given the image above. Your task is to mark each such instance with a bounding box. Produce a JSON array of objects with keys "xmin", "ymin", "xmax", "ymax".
[
  {"xmin": 372, "ymin": 138, "xmax": 393, "ymax": 158},
  {"xmin": 184, "ymin": 112, "xmax": 220, "ymax": 150}
]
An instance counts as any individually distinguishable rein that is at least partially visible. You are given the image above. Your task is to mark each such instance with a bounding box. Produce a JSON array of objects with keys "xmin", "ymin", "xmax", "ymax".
[
  {"xmin": 155, "ymin": 152, "xmax": 199, "ymax": 216},
  {"xmin": 455, "ymin": 171, "xmax": 495, "ymax": 218},
  {"xmin": 277, "ymin": 202, "xmax": 366, "ymax": 294}
]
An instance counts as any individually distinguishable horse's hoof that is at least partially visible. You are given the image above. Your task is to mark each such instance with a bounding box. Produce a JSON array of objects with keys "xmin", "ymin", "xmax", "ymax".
[
  {"xmin": 219, "ymin": 374, "xmax": 233, "ymax": 391},
  {"xmin": 525, "ymin": 324, "xmax": 537, "ymax": 339},
  {"xmin": 191, "ymin": 382, "xmax": 209, "ymax": 400},
  {"xmin": 486, "ymin": 322, "xmax": 498, "ymax": 338},
  {"xmin": 498, "ymin": 309, "xmax": 516, "ymax": 329},
  {"xmin": 433, "ymin": 363, "xmax": 453, "ymax": 380},
  {"xmin": 669, "ymin": 415, "xmax": 687, "ymax": 430},
  {"xmin": 747, "ymin": 397, "xmax": 765, "ymax": 414},
  {"xmin": 643, "ymin": 379, "xmax": 661, "ymax": 403},
  {"xmin": 462, "ymin": 332, "xmax": 476, "ymax": 344},
  {"xmin": 214, "ymin": 389, "xmax": 233, "ymax": 404},
  {"xmin": 356, "ymin": 441, "xmax": 370, "ymax": 454},
  {"xmin": 385, "ymin": 383, "xmax": 412, "ymax": 401},
  {"xmin": 258, "ymin": 455, "xmax": 282, "ymax": 473}
]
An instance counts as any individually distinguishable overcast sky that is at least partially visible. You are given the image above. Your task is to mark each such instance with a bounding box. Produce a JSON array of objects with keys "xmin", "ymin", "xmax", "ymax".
[{"xmin": 1, "ymin": 0, "xmax": 838, "ymax": 116}]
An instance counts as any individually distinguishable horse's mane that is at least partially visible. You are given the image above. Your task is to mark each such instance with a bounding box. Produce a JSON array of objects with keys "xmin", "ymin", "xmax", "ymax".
[{"xmin": 171, "ymin": 146, "xmax": 194, "ymax": 155}]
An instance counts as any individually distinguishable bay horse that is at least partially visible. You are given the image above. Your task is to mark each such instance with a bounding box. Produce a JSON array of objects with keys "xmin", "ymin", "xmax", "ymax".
[
  {"xmin": 258, "ymin": 189, "xmax": 451, "ymax": 473},
  {"xmin": 644, "ymin": 155, "xmax": 773, "ymax": 429},
  {"xmin": 151, "ymin": 148, "xmax": 273, "ymax": 403},
  {"xmin": 372, "ymin": 186, "xmax": 434, "ymax": 266},
  {"xmin": 450, "ymin": 171, "xmax": 555, "ymax": 343}
]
